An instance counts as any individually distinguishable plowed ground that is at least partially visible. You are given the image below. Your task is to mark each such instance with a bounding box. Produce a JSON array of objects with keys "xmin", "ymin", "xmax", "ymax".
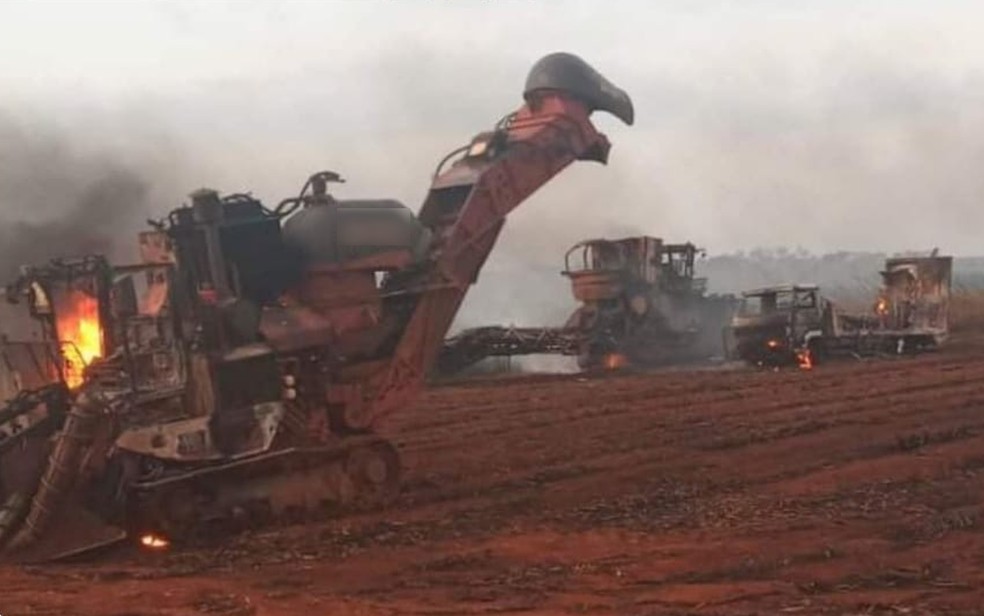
[{"xmin": 6, "ymin": 340, "xmax": 984, "ymax": 615}]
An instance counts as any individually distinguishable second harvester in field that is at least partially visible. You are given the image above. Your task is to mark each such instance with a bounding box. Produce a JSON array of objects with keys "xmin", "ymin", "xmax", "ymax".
[{"xmin": 439, "ymin": 236, "xmax": 736, "ymax": 373}]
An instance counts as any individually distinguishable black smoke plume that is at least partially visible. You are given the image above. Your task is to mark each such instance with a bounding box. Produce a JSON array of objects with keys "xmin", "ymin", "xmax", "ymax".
[{"xmin": 0, "ymin": 115, "xmax": 152, "ymax": 281}]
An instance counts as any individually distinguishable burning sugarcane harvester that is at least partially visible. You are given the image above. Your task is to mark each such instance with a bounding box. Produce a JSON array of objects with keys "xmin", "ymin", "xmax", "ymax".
[
  {"xmin": 726, "ymin": 251, "xmax": 952, "ymax": 368},
  {"xmin": 0, "ymin": 52, "xmax": 633, "ymax": 562},
  {"xmin": 439, "ymin": 236, "xmax": 737, "ymax": 374}
]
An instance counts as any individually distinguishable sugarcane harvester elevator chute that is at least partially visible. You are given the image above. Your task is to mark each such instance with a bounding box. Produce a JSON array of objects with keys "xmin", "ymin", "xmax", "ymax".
[{"xmin": 0, "ymin": 52, "xmax": 634, "ymax": 561}]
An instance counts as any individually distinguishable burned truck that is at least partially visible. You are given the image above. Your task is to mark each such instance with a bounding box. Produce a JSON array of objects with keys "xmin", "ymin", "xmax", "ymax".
[{"xmin": 728, "ymin": 253, "xmax": 952, "ymax": 367}]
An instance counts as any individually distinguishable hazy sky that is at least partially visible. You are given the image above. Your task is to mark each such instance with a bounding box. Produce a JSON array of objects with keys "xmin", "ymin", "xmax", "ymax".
[{"xmin": 1, "ymin": 1, "xmax": 983, "ymax": 269}]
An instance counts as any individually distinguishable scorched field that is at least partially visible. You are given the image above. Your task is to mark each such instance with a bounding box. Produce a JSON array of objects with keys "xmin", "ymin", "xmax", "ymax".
[{"xmin": 6, "ymin": 339, "xmax": 984, "ymax": 616}]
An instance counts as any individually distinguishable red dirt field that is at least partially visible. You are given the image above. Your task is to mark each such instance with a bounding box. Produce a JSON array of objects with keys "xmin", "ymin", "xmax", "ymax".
[{"xmin": 6, "ymin": 340, "xmax": 984, "ymax": 615}]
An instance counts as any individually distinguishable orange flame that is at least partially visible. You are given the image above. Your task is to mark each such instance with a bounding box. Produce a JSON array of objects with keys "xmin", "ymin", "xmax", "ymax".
[
  {"xmin": 140, "ymin": 533, "xmax": 170, "ymax": 550},
  {"xmin": 876, "ymin": 298, "xmax": 889, "ymax": 315},
  {"xmin": 56, "ymin": 290, "xmax": 103, "ymax": 389},
  {"xmin": 796, "ymin": 349, "xmax": 814, "ymax": 370},
  {"xmin": 603, "ymin": 353, "xmax": 628, "ymax": 370}
]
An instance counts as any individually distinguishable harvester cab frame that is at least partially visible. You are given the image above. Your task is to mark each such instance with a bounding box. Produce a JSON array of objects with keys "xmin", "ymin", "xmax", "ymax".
[{"xmin": 562, "ymin": 237, "xmax": 708, "ymax": 306}]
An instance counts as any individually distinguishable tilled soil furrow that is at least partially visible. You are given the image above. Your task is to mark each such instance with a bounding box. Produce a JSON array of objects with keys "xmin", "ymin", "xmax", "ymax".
[
  {"xmin": 395, "ymin": 372, "xmax": 984, "ymax": 501},
  {"xmin": 8, "ymin": 347, "xmax": 984, "ymax": 616},
  {"xmin": 394, "ymin": 359, "xmax": 984, "ymax": 456}
]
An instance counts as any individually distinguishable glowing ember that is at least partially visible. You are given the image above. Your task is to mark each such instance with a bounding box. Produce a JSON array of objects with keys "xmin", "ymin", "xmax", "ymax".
[
  {"xmin": 875, "ymin": 298, "xmax": 889, "ymax": 315},
  {"xmin": 603, "ymin": 353, "xmax": 628, "ymax": 370},
  {"xmin": 140, "ymin": 533, "xmax": 170, "ymax": 550},
  {"xmin": 766, "ymin": 339, "xmax": 780, "ymax": 349},
  {"xmin": 796, "ymin": 349, "xmax": 814, "ymax": 370},
  {"xmin": 56, "ymin": 290, "xmax": 103, "ymax": 389}
]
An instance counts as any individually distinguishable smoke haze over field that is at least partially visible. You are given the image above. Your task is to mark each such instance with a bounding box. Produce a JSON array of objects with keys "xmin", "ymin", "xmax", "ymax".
[{"xmin": 1, "ymin": 0, "xmax": 983, "ymax": 326}]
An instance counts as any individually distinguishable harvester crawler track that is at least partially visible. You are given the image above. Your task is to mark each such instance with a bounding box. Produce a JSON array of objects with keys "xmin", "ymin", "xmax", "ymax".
[{"xmin": 128, "ymin": 436, "xmax": 400, "ymax": 544}]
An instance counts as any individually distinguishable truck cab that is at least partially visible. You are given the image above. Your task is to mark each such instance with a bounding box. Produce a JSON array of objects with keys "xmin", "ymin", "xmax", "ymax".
[{"xmin": 729, "ymin": 284, "xmax": 829, "ymax": 366}]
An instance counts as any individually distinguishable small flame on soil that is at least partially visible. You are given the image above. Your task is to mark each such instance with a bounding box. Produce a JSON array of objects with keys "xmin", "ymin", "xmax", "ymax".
[
  {"xmin": 796, "ymin": 349, "xmax": 814, "ymax": 370},
  {"xmin": 603, "ymin": 353, "xmax": 628, "ymax": 370},
  {"xmin": 56, "ymin": 290, "xmax": 103, "ymax": 389},
  {"xmin": 140, "ymin": 533, "xmax": 170, "ymax": 550}
]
